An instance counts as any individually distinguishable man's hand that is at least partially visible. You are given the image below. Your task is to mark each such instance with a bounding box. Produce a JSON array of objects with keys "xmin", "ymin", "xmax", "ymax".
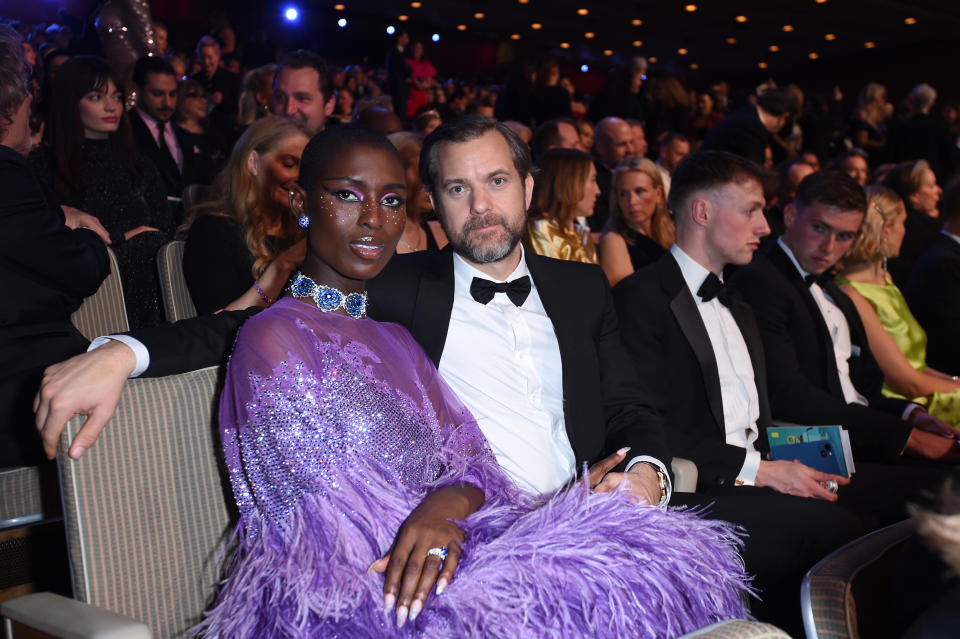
[
  {"xmin": 754, "ymin": 459, "xmax": 850, "ymax": 502},
  {"xmin": 904, "ymin": 428, "xmax": 960, "ymax": 463},
  {"xmin": 908, "ymin": 409, "xmax": 959, "ymax": 440},
  {"xmin": 33, "ymin": 340, "xmax": 136, "ymax": 460},
  {"xmin": 587, "ymin": 448, "xmax": 661, "ymax": 505},
  {"xmin": 62, "ymin": 205, "xmax": 111, "ymax": 245}
]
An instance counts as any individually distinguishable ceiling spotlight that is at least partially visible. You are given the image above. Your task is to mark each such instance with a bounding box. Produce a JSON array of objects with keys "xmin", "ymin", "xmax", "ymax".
[
  {"xmin": 337, "ymin": 17, "xmax": 347, "ymax": 27},
  {"xmin": 904, "ymin": 17, "xmax": 917, "ymax": 24},
  {"xmin": 386, "ymin": 25, "xmax": 395, "ymax": 35},
  {"xmin": 735, "ymin": 15, "xmax": 748, "ymax": 23},
  {"xmin": 577, "ymin": 8, "xmax": 589, "ymax": 15},
  {"xmin": 815, "ymin": 0, "xmax": 827, "ymax": 3},
  {"xmin": 648, "ymin": 56, "xmax": 658, "ymax": 63},
  {"xmin": 398, "ymin": 15, "xmax": 408, "ymax": 21},
  {"xmin": 809, "ymin": 52, "xmax": 819, "ymax": 59},
  {"xmin": 782, "ymin": 24, "xmax": 794, "ymax": 32},
  {"xmin": 631, "ymin": 19, "xmax": 643, "ymax": 26},
  {"xmin": 769, "ymin": 44, "xmax": 780, "ymax": 52},
  {"xmin": 824, "ymin": 33, "xmax": 836, "ymax": 40},
  {"xmin": 726, "ymin": 37, "xmax": 737, "ymax": 44},
  {"xmin": 333, "ymin": 3, "xmax": 345, "ymax": 9},
  {"xmin": 603, "ymin": 49, "xmax": 613, "ymax": 56},
  {"xmin": 510, "ymin": 33, "xmax": 521, "ymax": 40},
  {"xmin": 690, "ymin": 63, "xmax": 699, "ymax": 69},
  {"xmin": 518, "ymin": 0, "xmax": 529, "ymax": 3},
  {"xmin": 677, "ymin": 47, "xmax": 688, "ymax": 55},
  {"xmin": 456, "ymin": 24, "xmax": 467, "ymax": 31},
  {"xmin": 473, "ymin": 12, "xmax": 485, "ymax": 19},
  {"xmin": 283, "ymin": 6, "xmax": 299, "ymax": 22},
  {"xmin": 685, "ymin": 4, "xmax": 698, "ymax": 12},
  {"xmin": 531, "ymin": 22, "xmax": 542, "ymax": 29},
  {"xmin": 864, "ymin": 41, "xmax": 876, "ymax": 48},
  {"xmin": 431, "ymin": 33, "xmax": 439, "ymax": 42},
  {"xmin": 560, "ymin": 41, "xmax": 570, "ymax": 48},
  {"xmin": 633, "ymin": 40, "xmax": 643, "ymax": 47},
  {"xmin": 410, "ymin": 1, "xmax": 422, "ymax": 6},
  {"xmin": 580, "ymin": 64, "xmax": 589, "ymax": 72},
  {"xmin": 584, "ymin": 31, "xmax": 595, "ymax": 38},
  {"xmin": 758, "ymin": 61, "xmax": 768, "ymax": 69}
]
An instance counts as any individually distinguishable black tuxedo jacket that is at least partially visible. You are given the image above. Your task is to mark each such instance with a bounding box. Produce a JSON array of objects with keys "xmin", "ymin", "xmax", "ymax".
[
  {"xmin": 731, "ymin": 242, "xmax": 912, "ymax": 462},
  {"xmin": 135, "ymin": 248, "xmax": 669, "ymax": 472},
  {"xmin": 613, "ymin": 252, "xmax": 771, "ymax": 489},
  {"xmin": 905, "ymin": 233, "xmax": 960, "ymax": 375},
  {"xmin": 129, "ymin": 110, "xmax": 208, "ymax": 199},
  {"xmin": 700, "ymin": 106, "xmax": 769, "ymax": 166}
]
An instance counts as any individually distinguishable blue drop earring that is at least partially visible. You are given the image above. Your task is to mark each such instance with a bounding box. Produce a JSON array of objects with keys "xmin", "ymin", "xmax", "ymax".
[
  {"xmin": 291, "ymin": 189, "xmax": 309, "ymax": 228},
  {"xmin": 298, "ymin": 215, "xmax": 310, "ymax": 228}
]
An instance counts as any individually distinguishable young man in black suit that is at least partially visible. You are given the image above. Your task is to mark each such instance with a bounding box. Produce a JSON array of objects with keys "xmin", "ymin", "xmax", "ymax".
[
  {"xmin": 731, "ymin": 170, "xmax": 960, "ymax": 465},
  {"xmin": 906, "ymin": 177, "xmax": 960, "ymax": 375},
  {"xmin": 700, "ymin": 88, "xmax": 792, "ymax": 166}
]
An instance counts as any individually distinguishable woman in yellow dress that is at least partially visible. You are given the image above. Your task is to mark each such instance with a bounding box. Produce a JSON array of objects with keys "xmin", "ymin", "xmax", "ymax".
[
  {"xmin": 836, "ymin": 185, "xmax": 960, "ymax": 428},
  {"xmin": 524, "ymin": 148, "xmax": 600, "ymax": 264}
]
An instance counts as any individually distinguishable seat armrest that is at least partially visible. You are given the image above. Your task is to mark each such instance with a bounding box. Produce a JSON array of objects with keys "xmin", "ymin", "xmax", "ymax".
[
  {"xmin": 671, "ymin": 457, "xmax": 699, "ymax": 493},
  {"xmin": 2, "ymin": 592, "xmax": 151, "ymax": 638}
]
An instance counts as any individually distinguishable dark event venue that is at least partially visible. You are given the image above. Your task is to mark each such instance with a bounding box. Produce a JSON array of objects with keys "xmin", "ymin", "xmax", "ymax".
[{"xmin": 2, "ymin": 1, "xmax": 960, "ymax": 637}]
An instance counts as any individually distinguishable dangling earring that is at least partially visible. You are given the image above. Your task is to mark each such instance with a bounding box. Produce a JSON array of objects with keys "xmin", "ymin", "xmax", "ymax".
[
  {"xmin": 298, "ymin": 215, "xmax": 310, "ymax": 228},
  {"xmin": 290, "ymin": 188, "xmax": 309, "ymax": 228}
]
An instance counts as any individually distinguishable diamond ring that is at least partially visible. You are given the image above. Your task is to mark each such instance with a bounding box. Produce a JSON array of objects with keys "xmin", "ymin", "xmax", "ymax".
[{"xmin": 426, "ymin": 546, "xmax": 448, "ymax": 561}]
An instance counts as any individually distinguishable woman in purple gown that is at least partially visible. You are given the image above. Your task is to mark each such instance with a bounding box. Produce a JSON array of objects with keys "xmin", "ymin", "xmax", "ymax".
[{"xmin": 197, "ymin": 126, "xmax": 751, "ymax": 638}]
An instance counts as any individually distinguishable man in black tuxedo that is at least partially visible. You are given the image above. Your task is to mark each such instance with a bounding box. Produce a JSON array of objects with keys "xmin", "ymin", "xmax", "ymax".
[
  {"xmin": 700, "ymin": 88, "xmax": 792, "ymax": 166},
  {"xmin": 129, "ymin": 57, "xmax": 210, "ymax": 209},
  {"xmin": 732, "ymin": 170, "xmax": 960, "ymax": 465},
  {"xmin": 906, "ymin": 177, "xmax": 960, "ymax": 375},
  {"xmin": 189, "ymin": 36, "xmax": 240, "ymax": 147},
  {"xmin": 35, "ymin": 117, "xmax": 669, "ymax": 504}
]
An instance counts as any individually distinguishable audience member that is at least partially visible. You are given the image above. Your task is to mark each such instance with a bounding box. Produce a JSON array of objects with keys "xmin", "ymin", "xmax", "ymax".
[
  {"xmin": 529, "ymin": 117, "xmax": 581, "ymax": 161},
  {"xmin": 502, "ymin": 120, "xmax": 532, "ymax": 146},
  {"xmin": 331, "ymin": 86, "xmax": 354, "ymax": 123},
  {"xmin": 531, "ymin": 58, "xmax": 572, "ymax": 125},
  {"xmin": 732, "ymin": 170, "xmax": 960, "ymax": 465},
  {"xmin": 836, "ymin": 186, "xmax": 960, "ymax": 427},
  {"xmin": 30, "ymin": 55, "xmax": 172, "ymax": 330},
  {"xmin": 386, "ymin": 131, "xmax": 446, "ymax": 253},
  {"xmin": 883, "ymin": 159, "xmax": 943, "ymax": 287},
  {"xmin": 384, "ymin": 30, "xmax": 411, "ymax": 120},
  {"xmin": 590, "ymin": 116, "xmax": 635, "ymax": 231},
  {"xmin": 405, "ymin": 40, "xmax": 436, "ymax": 119},
  {"xmin": 689, "ymin": 90, "xmax": 723, "ymax": 142},
  {"xmin": 587, "ymin": 57, "xmax": 647, "ymax": 123},
  {"xmin": 412, "ymin": 108, "xmax": 441, "ymax": 138},
  {"xmin": 765, "ymin": 158, "xmax": 815, "ymax": 239},
  {"xmin": 627, "ymin": 118, "xmax": 649, "ymax": 157},
  {"xmin": 0, "ymin": 24, "xmax": 109, "ymax": 468},
  {"xmin": 181, "ymin": 116, "xmax": 310, "ymax": 314},
  {"xmin": 655, "ymin": 131, "xmax": 690, "ymax": 196},
  {"xmin": 833, "ymin": 148, "xmax": 870, "ymax": 186},
  {"xmin": 238, "ymin": 63, "xmax": 277, "ymax": 126},
  {"xmin": 850, "ymin": 82, "xmax": 889, "ymax": 161},
  {"xmin": 701, "ymin": 87, "xmax": 792, "ymax": 166},
  {"xmin": 355, "ymin": 104, "xmax": 403, "ymax": 135},
  {"xmin": 576, "ymin": 120, "xmax": 593, "ymax": 152},
  {"xmin": 272, "ymin": 49, "xmax": 334, "ymax": 134},
  {"xmin": 189, "ymin": 35, "xmax": 240, "ymax": 144},
  {"xmin": 524, "ymin": 148, "xmax": 599, "ymax": 263},
  {"xmin": 598, "ymin": 157, "xmax": 674, "ymax": 286},
  {"xmin": 151, "ymin": 22, "xmax": 168, "ymax": 56},
  {"xmin": 889, "ymin": 84, "xmax": 954, "ymax": 182},
  {"xmin": 130, "ymin": 56, "xmax": 211, "ymax": 209},
  {"xmin": 906, "ymin": 177, "xmax": 960, "ymax": 375}
]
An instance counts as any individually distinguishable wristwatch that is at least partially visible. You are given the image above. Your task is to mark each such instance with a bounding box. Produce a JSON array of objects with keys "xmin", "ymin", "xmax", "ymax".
[{"xmin": 642, "ymin": 462, "xmax": 668, "ymax": 504}]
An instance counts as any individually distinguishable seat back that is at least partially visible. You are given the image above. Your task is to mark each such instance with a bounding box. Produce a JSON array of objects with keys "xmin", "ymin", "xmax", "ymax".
[
  {"xmin": 71, "ymin": 247, "xmax": 129, "ymax": 341},
  {"xmin": 58, "ymin": 366, "xmax": 231, "ymax": 637},
  {"xmin": 157, "ymin": 241, "xmax": 198, "ymax": 322},
  {"xmin": 801, "ymin": 519, "xmax": 916, "ymax": 639}
]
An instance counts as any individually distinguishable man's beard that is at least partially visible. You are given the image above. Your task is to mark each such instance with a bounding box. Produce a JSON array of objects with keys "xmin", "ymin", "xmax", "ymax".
[{"xmin": 442, "ymin": 211, "xmax": 526, "ymax": 264}]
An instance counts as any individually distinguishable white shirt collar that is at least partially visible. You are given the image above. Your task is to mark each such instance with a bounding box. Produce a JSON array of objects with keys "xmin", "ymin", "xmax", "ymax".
[
  {"xmin": 453, "ymin": 244, "xmax": 529, "ymax": 292},
  {"xmin": 135, "ymin": 106, "xmax": 162, "ymax": 131},
  {"xmin": 670, "ymin": 244, "xmax": 718, "ymax": 304},
  {"xmin": 776, "ymin": 236, "xmax": 812, "ymax": 280},
  {"xmin": 942, "ymin": 229, "xmax": 960, "ymax": 246}
]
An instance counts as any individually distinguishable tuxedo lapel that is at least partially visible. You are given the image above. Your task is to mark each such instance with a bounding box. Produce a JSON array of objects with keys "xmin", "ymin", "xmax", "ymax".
[
  {"xmin": 766, "ymin": 243, "xmax": 845, "ymax": 397},
  {"xmin": 659, "ymin": 256, "xmax": 726, "ymax": 433},
  {"xmin": 411, "ymin": 248, "xmax": 456, "ymax": 367}
]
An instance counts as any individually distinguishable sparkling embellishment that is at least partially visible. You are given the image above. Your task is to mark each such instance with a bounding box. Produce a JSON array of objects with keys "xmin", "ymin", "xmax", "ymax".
[
  {"xmin": 289, "ymin": 272, "xmax": 368, "ymax": 318},
  {"xmin": 298, "ymin": 214, "xmax": 310, "ymax": 228},
  {"xmin": 426, "ymin": 546, "xmax": 448, "ymax": 561}
]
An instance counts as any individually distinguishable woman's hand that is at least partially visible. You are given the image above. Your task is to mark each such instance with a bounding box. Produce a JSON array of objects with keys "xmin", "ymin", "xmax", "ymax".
[
  {"xmin": 123, "ymin": 225, "xmax": 160, "ymax": 240},
  {"xmin": 62, "ymin": 206, "xmax": 111, "ymax": 244},
  {"xmin": 276, "ymin": 238, "xmax": 307, "ymax": 272},
  {"xmin": 369, "ymin": 484, "xmax": 484, "ymax": 627}
]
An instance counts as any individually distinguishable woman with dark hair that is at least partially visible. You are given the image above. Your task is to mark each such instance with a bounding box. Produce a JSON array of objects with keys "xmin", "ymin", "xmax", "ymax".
[
  {"xmin": 30, "ymin": 55, "xmax": 172, "ymax": 329},
  {"xmin": 525, "ymin": 148, "xmax": 599, "ymax": 263},
  {"xmin": 182, "ymin": 116, "xmax": 311, "ymax": 315},
  {"xmin": 882, "ymin": 159, "xmax": 943, "ymax": 286},
  {"xmin": 598, "ymin": 157, "xmax": 675, "ymax": 286}
]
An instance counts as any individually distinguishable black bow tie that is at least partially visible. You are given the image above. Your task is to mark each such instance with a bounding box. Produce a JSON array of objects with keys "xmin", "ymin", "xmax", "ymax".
[
  {"xmin": 804, "ymin": 272, "xmax": 831, "ymax": 288},
  {"xmin": 470, "ymin": 275, "xmax": 532, "ymax": 306},
  {"xmin": 697, "ymin": 273, "xmax": 729, "ymax": 305}
]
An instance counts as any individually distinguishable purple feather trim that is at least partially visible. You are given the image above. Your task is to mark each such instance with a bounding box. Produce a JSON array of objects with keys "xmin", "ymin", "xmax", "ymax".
[{"xmin": 194, "ymin": 457, "xmax": 751, "ymax": 638}]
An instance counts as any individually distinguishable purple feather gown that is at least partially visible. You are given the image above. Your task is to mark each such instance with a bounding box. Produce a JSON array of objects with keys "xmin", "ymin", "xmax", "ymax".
[{"xmin": 195, "ymin": 297, "xmax": 751, "ymax": 638}]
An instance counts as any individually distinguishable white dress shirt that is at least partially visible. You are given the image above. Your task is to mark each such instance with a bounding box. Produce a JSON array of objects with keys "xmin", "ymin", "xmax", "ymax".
[
  {"xmin": 776, "ymin": 238, "xmax": 868, "ymax": 406},
  {"xmin": 135, "ymin": 107, "xmax": 183, "ymax": 173},
  {"xmin": 671, "ymin": 245, "xmax": 762, "ymax": 485}
]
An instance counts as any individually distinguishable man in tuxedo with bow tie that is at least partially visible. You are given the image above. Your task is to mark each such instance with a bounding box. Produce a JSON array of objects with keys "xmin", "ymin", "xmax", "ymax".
[{"xmin": 731, "ymin": 170, "xmax": 960, "ymax": 465}]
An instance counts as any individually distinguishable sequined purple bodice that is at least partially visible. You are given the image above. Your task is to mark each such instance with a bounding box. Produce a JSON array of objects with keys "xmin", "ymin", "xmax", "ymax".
[{"xmin": 219, "ymin": 299, "xmax": 483, "ymax": 531}]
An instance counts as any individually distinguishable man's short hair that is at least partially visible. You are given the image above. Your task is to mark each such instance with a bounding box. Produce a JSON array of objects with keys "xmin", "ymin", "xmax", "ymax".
[
  {"xmin": 196, "ymin": 35, "xmax": 220, "ymax": 54},
  {"xmin": 667, "ymin": 150, "xmax": 769, "ymax": 222},
  {"xmin": 659, "ymin": 131, "xmax": 688, "ymax": 152},
  {"xmin": 831, "ymin": 147, "xmax": 870, "ymax": 170},
  {"xmin": 0, "ymin": 24, "xmax": 29, "ymax": 140},
  {"xmin": 531, "ymin": 117, "xmax": 578, "ymax": 160},
  {"xmin": 420, "ymin": 115, "xmax": 533, "ymax": 194},
  {"xmin": 910, "ymin": 83, "xmax": 937, "ymax": 113},
  {"xmin": 939, "ymin": 176, "xmax": 960, "ymax": 224},
  {"xmin": 276, "ymin": 49, "xmax": 330, "ymax": 101},
  {"xmin": 794, "ymin": 170, "xmax": 867, "ymax": 214},
  {"xmin": 132, "ymin": 55, "xmax": 176, "ymax": 88},
  {"xmin": 756, "ymin": 87, "xmax": 793, "ymax": 117}
]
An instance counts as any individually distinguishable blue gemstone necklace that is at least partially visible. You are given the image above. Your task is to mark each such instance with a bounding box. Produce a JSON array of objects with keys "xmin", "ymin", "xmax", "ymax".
[{"xmin": 288, "ymin": 272, "xmax": 368, "ymax": 319}]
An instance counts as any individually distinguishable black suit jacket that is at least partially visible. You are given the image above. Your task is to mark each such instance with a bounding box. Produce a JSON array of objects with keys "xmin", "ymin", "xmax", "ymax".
[
  {"xmin": 135, "ymin": 248, "xmax": 669, "ymax": 472},
  {"xmin": 614, "ymin": 253, "xmax": 771, "ymax": 489},
  {"xmin": 905, "ymin": 233, "xmax": 960, "ymax": 375},
  {"xmin": 700, "ymin": 106, "xmax": 770, "ymax": 166},
  {"xmin": 129, "ymin": 110, "xmax": 209, "ymax": 200},
  {"xmin": 731, "ymin": 242, "xmax": 913, "ymax": 462}
]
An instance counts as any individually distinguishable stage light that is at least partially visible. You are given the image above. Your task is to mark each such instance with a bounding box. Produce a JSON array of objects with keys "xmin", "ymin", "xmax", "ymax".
[
  {"xmin": 337, "ymin": 18, "xmax": 347, "ymax": 27},
  {"xmin": 531, "ymin": 23, "xmax": 542, "ymax": 29},
  {"xmin": 633, "ymin": 40, "xmax": 643, "ymax": 47},
  {"xmin": 580, "ymin": 64, "xmax": 589, "ymax": 72},
  {"xmin": 758, "ymin": 61, "xmax": 768, "ymax": 69},
  {"xmin": 283, "ymin": 6, "xmax": 299, "ymax": 22},
  {"xmin": 735, "ymin": 15, "xmax": 747, "ymax": 23},
  {"xmin": 824, "ymin": 33, "xmax": 836, "ymax": 40},
  {"xmin": 386, "ymin": 25, "xmax": 396, "ymax": 35},
  {"xmin": 398, "ymin": 15, "xmax": 409, "ymax": 21},
  {"xmin": 577, "ymin": 8, "xmax": 589, "ymax": 15},
  {"xmin": 677, "ymin": 48, "xmax": 688, "ymax": 55},
  {"xmin": 726, "ymin": 37, "xmax": 736, "ymax": 44},
  {"xmin": 631, "ymin": 19, "xmax": 643, "ymax": 26},
  {"xmin": 333, "ymin": 3, "xmax": 345, "ymax": 9},
  {"xmin": 685, "ymin": 5, "xmax": 697, "ymax": 12},
  {"xmin": 603, "ymin": 49, "xmax": 613, "ymax": 56},
  {"xmin": 904, "ymin": 17, "xmax": 917, "ymax": 25},
  {"xmin": 510, "ymin": 33, "xmax": 521, "ymax": 40},
  {"xmin": 782, "ymin": 24, "xmax": 794, "ymax": 32},
  {"xmin": 431, "ymin": 33, "xmax": 440, "ymax": 42},
  {"xmin": 560, "ymin": 42, "xmax": 570, "ymax": 49},
  {"xmin": 457, "ymin": 24, "xmax": 467, "ymax": 31},
  {"xmin": 864, "ymin": 41, "xmax": 876, "ymax": 48},
  {"xmin": 808, "ymin": 52, "xmax": 819, "ymax": 59}
]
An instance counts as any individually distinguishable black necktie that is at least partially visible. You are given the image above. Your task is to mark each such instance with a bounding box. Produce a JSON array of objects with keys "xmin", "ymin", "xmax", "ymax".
[
  {"xmin": 156, "ymin": 121, "xmax": 179, "ymax": 173},
  {"xmin": 470, "ymin": 275, "xmax": 532, "ymax": 306},
  {"xmin": 697, "ymin": 273, "xmax": 729, "ymax": 305}
]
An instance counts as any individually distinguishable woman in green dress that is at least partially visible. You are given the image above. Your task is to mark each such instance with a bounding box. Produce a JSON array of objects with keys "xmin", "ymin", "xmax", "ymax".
[{"xmin": 836, "ymin": 185, "xmax": 960, "ymax": 428}]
